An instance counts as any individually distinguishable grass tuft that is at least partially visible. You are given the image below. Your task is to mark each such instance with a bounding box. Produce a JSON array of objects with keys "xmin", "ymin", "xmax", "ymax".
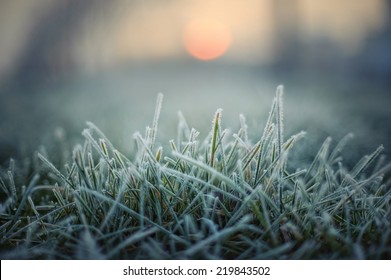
[{"xmin": 1, "ymin": 87, "xmax": 390, "ymax": 259}]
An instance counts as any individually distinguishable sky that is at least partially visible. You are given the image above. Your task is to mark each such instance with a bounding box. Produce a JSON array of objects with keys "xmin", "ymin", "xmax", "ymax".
[{"xmin": 0, "ymin": 0, "xmax": 388, "ymax": 81}]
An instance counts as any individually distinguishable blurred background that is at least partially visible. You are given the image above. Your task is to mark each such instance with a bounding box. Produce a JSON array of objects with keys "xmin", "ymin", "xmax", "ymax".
[{"xmin": 1, "ymin": 0, "xmax": 390, "ymax": 165}]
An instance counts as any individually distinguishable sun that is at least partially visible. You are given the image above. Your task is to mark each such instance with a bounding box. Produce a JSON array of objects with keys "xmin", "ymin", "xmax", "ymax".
[{"xmin": 183, "ymin": 18, "xmax": 232, "ymax": 61}]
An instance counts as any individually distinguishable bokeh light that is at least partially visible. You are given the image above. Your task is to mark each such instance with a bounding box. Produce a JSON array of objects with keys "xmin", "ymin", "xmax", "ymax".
[{"xmin": 183, "ymin": 18, "xmax": 232, "ymax": 61}]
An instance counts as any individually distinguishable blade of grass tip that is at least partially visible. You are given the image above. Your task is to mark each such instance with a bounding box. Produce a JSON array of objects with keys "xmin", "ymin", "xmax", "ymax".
[
  {"xmin": 149, "ymin": 93, "xmax": 163, "ymax": 150},
  {"xmin": 351, "ymin": 145, "xmax": 384, "ymax": 180},
  {"xmin": 0, "ymin": 176, "xmax": 10, "ymax": 196},
  {"xmin": 189, "ymin": 127, "xmax": 200, "ymax": 141},
  {"xmin": 99, "ymin": 138, "xmax": 109, "ymax": 157},
  {"xmin": 6, "ymin": 202, "xmax": 75, "ymax": 240},
  {"xmin": 163, "ymin": 156, "xmax": 177, "ymax": 167},
  {"xmin": 177, "ymin": 111, "xmax": 191, "ymax": 147},
  {"xmin": 0, "ymin": 220, "xmax": 12, "ymax": 234},
  {"xmin": 226, "ymin": 132, "xmax": 242, "ymax": 167},
  {"xmin": 73, "ymin": 144, "xmax": 84, "ymax": 168},
  {"xmin": 133, "ymin": 132, "xmax": 158, "ymax": 164},
  {"xmin": 27, "ymin": 196, "xmax": 48, "ymax": 236},
  {"xmin": 291, "ymin": 181, "xmax": 298, "ymax": 207},
  {"xmin": 261, "ymin": 95, "xmax": 277, "ymax": 145},
  {"xmin": 189, "ymin": 128, "xmax": 200, "ymax": 158},
  {"xmin": 241, "ymin": 141, "xmax": 261, "ymax": 172},
  {"xmin": 87, "ymin": 152, "xmax": 98, "ymax": 189},
  {"xmin": 276, "ymin": 85, "xmax": 284, "ymax": 156},
  {"xmin": 254, "ymin": 155, "xmax": 279, "ymax": 187},
  {"xmin": 144, "ymin": 126, "xmax": 151, "ymax": 147},
  {"xmin": 283, "ymin": 168, "xmax": 307, "ymax": 182},
  {"xmin": 329, "ymin": 133, "xmax": 354, "ymax": 163},
  {"xmin": 5, "ymin": 174, "xmax": 40, "ymax": 235},
  {"xmin": 155, "ymin": 146, "xmax": 163, "ymax": 162},
  {"xmin": 7, "ymin": 170, "xmax": 16, "ymax": 199},
  {"xmin": 325, "ymin": 168, "xmax": 333, "ymax": 193},
  {"xmin": 74, "ymin": 204, "xmax": 104, "ymax": 259},
  {"xmin": 210, "ymin": 109, "xmax": 222, "ymax": 168},
  {"xmin": 262, "ymin": 121, "xmax": 276, "ymax": 149},
  {"xmin": 53, "ymin": 184, "xmax": 68, "ymax": 209},
  {"xmin": 169, "ymin": 139, "xmax": 178, "ymax": 153},
  {"xmin": 232, "ymin": 133, "xmax": 249, "ymax": 151},
  {"xmin": 113, "ymin": 149, "xmax": 133, "ymax": 171},
  {"xmin": 271, "ymin": 143, "xmax": 288, "ymax": 213},
  {"xmin": 171, "ymin": 141, "xmax": 194, "ymax": 170},
  {"xmin": 304, "ymin": 137, "xmax": 332, "ymax": 181},
  {"xmin": 283, "ymin": 131, "xmax": 306, "ymax": 152},
  {"xmin": 254, "ymin": 123, "xmax": 275, "ymax": 186},
  {"xmin": 8, "ymin": 174, "xmax": 39, "ymax": 228},
  {"xmin": 239, "ymin": 114, "xmax": 249, "ymax": 147},
  {"xmin": 370, "ymin": 163, "xmax": 391, "ymax": 182},
  {"xmin": 372, "ymin": 154, "xmax": 386, "ymax": 174},
  {"xmin": 81, "ymin": 130, "xmax": 114, "ymax": 169},
  {"xmin": 9, "ymin": 158, "xmax": 15, "ymax": 172},
  {"xmin": 66, "ymin": 162, "xmax": 77, "ymax": 182},
  {"xmin": 216, "ymin": 129, "xmax": 228, "ymax": 167},
  {"xmin": 86, "ymin": 121, "xmax": 116, "ymax": 152},
  {"xmin": 73, "ymin": 149, "xmax": 93, "ymax": 190},
  {"xmin": 4, "ymin": 220, "xmax": 21, "ymax": 239}
]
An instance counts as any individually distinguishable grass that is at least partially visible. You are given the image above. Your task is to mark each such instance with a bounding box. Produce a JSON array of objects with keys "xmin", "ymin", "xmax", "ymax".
[{"xmin": 0, "ymin": 86, "xmax": 390, "ymax": 259}]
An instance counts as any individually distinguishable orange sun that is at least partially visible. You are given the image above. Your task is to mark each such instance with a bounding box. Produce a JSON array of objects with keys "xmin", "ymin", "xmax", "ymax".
[{"xmin": 183, "ymin": 18, "xmax": 232, "ymax": 61}]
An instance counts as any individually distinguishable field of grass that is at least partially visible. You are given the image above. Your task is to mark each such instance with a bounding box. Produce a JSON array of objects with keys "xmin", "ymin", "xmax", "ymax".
[{"xmin": 1, "ymin": 86, "xmax": 390, "ymax": 259}]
